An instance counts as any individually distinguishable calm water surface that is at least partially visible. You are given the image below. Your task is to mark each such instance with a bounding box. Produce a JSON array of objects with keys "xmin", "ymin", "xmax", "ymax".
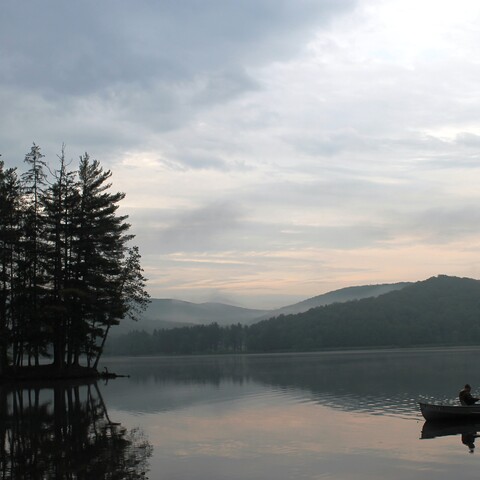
[{"xmin": 3, "ymin": 348, "xmax": 480, "ymax": 479}]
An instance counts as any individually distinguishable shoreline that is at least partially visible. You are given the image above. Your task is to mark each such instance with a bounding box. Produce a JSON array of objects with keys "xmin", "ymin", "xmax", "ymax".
[{"xmin": 0, "ymin": 364, "xmax": 127, "ymax": 383}]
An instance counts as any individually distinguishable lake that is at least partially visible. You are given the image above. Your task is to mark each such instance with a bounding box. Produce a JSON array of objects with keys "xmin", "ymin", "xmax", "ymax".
[{"xmin": 3, "ymin": 348, "xmax": 480, "ymax": 479}]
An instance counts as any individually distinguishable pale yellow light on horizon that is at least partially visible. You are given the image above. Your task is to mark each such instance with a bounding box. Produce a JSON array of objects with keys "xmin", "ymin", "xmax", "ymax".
[{"xmin": 143, "ymin": 236, "xmax": 480, "ymax": 308}]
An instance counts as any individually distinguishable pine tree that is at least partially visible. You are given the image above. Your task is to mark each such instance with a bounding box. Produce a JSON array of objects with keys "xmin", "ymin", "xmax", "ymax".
[
  {"xmin": 19, "ymin": 144, "xmax": 48, "ymax": 366},
  {"xmin": 0, "ymin": 159, "xmax": 22, "ymax": 374},
  {"xmin": 41, "ymin": 146, "xmax": 80, "ymax": 369},
  {"xmin": 93, "ymin": 246, "xmax": 150, "ymax": 368},
  {"xmin": 0, "ymin": 146, "xmax": 149, "ymax": 377},
  {"xmin": 70, "ymin": 154, "xmax": 136, "ymax": 367}
]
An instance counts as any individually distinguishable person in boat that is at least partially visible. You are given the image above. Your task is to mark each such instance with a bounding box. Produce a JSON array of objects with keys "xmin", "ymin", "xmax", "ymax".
[{"xmin": 459, "ymin": 384, "xmax": 479, "ymax": 405}]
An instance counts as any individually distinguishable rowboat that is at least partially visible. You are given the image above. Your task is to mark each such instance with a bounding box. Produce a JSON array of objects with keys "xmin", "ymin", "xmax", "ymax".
[{"xmin": 419, "ymin": 402, "xmax": 480, "ymax": 421}]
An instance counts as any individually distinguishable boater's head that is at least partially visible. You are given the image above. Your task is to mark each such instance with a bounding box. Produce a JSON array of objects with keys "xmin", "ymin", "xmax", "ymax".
[{"xmin": 465, "ymin": 384, "xmax": 472, "ymax": 391}]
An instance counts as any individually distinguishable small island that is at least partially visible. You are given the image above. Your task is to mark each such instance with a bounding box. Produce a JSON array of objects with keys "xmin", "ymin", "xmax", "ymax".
[{"xmin": 0, "ymin": 145, "xmax": 149, "ymax": 381}]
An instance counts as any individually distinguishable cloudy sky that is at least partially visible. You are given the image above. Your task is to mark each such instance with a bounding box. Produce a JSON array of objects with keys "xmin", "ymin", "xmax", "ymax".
[{"xmin": 3, "ymin": 0, "xmax": 480, "ymax": 308}]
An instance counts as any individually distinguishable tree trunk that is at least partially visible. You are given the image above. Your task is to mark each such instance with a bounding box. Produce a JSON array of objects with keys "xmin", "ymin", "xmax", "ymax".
[
  {"xmin": 0, "ymin": 344, "xmax": 7, "ymax": 376},
  {"xmin": 93, "ymin": 321, "xmax": 112, "ymax": 370}
]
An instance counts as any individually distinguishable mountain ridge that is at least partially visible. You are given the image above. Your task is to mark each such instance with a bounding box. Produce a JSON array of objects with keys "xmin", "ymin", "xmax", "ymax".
[
  {"xmin": 107, "ymin": 275, "xmax": 480, "ymax": 355},
  {"xmin": 247, "ymin": 275, "xmax": 480, "ymax": 351},
  {"xmin": 114, "ymin": 281, "xmax": 412, "ymax": 334},
  {"xmin": 255, "ymin": 282, "xmax": 410, "ymax": 320},
  {"xmin": 113, "ymin": 298, "xmax": 269, "ymax": 335}
]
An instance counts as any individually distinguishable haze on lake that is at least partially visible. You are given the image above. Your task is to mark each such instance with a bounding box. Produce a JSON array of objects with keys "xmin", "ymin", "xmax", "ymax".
[{"xmin": 4, "ymin": 348, "xmax": 480, "ymax": 479}]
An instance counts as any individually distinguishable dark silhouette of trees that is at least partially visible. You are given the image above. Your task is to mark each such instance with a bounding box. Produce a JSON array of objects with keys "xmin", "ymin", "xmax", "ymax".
[
  {"xmin": 106, "ymin": 322, "xmax": 247, "ymax": 356},
  {"xmin": 20, "ymin": 144, "xmax": 49, "ymax": 367},
  {"xmin": 0, "ymin": 145, "xmax": 149, "ymax": 378},
  {"xmin": 0, "ymin": 159, "xmax": 22, "ymax": 375}
]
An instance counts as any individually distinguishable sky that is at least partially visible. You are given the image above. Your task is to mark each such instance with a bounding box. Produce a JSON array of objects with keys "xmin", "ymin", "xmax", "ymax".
[{"xmin": 2, "ymin": 0, "xmax": 480, "ymax": 309}]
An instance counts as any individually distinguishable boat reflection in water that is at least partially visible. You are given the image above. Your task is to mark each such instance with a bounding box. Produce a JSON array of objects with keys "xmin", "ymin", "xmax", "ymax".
[
  {"xmin": 0, "ymin": 380, "xmax": 152, "ymax": 479},
  {"xmin": 421, "ymin": 420, "xmax": 480, "ymax": 454}
]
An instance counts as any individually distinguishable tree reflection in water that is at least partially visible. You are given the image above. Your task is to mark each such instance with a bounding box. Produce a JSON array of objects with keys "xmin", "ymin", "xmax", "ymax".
[{"xmin": 0, "ymin": 381, "xmax": 152, "ymax": 479}]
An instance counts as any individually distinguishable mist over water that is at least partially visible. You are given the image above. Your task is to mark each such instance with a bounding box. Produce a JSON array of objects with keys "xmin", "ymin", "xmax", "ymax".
[
  {"xmin": 99, "ymin": 348, "xmax": 480, "ymax": 479},
  {"xmin": 3, "ymin": 348, "xmax": 480, "ymax": 479},
  {"xmin": 102, "ymin": 348, "xmax": 476, "ymax": 414}
]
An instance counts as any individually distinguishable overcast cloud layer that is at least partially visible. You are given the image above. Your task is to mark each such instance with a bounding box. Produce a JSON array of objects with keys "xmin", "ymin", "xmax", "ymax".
[{"xmin": 3, "ymin": 0, "xmax": 480, "ymax": 308}]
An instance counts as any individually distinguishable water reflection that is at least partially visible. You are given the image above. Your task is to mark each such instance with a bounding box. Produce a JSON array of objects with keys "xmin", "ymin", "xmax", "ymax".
[
  {"xmin": 97, "ymin": 350, "xmax": 480, "ymax": 480},
  {"xmin": 102, "ymin": 349, "xmax": 480, "ymax": 418},
  {"xmin": 421, "ymin": 420, "xmax": 480, "ymax": 454},
  {"xmin": 0, "ymin": 380, "xmax": 152, "ymax": 479}
]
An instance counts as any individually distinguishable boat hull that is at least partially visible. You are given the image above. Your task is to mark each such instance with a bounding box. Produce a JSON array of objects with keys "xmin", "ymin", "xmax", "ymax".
[{"xmin": 419, "ymin": 402, "xmax": 480, "ymax": 421}]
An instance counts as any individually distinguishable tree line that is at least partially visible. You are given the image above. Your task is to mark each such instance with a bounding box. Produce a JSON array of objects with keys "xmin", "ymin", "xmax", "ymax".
[
  {"xmin": 106, "ymin": 323, "xmax": 247, "ymax": 356},
  {"xmin": 105, "ymin": 276, "xmax": 480, "ymax": 355},
  {"xmin": 0, "ymin": 145, "xmax": 149, "ymax": 376}
]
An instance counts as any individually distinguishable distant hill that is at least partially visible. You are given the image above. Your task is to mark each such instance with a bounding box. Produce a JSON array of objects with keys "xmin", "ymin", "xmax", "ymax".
[
  {"xmin": 113, "ymin": 282, "xmax": 412, "ymax": 334},
  {"xmin": 106, "ymin": 275, "xmax": 480, "ymax": 355},
  {"xmin": 254, "ymin": 282, "xmax": 410, "ymax": 321},
  {"xmin": 112, "ymin": 299, "xmax": 269, "ymax": 335},
  {"xmin": 247, "ymin": 275, "xmax": 480, "ymax": 351}
]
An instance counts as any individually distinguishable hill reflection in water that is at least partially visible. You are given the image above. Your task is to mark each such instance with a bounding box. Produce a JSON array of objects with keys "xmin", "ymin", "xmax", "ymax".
[
  {"xmin": 101, "ymin": 348, "xmax": 480, "ymax": 418},
  {"xmin": 4, "ymin": 349, "xmax": 479, "ymax": 480}
]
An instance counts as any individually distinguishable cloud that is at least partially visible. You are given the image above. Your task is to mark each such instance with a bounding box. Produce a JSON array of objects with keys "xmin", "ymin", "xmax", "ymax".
[
  {"xmin": 4, "ymin": 0, "xmax": 480, "ymax": 307},
  {"xmin": 0, "ymin": 0, "xmax": 356, "ymax": 96},
  {"xmin": 396, "ymin": 206, "xmax": 480, "ymax": 245},
  {"xmin": 152, "ymin": 201, "xmax": 247, "ymax": 253},
  {"xmin": 0, "ymin": 0, "xmax": 357, "ymax": 167},
  {"xmin": 190, "ymin": 68, "xmax": 260, "ymax": 107}
]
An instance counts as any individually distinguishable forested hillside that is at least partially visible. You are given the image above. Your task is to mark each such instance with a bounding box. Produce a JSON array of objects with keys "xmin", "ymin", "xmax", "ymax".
[
  {"xmin": 106, "ymin": 275, "xmax": 480, "ymax": 355},
  {"xmin": 254, "ymin": 282, "xmax": 410, "ymax": 320},
  {"xmin": 115, "ymin": 283, "xmax": 409, "ymax": 335},
  {"xmin": 247, "ymin": 275, "xmax": 480, "ymax": 351}
]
